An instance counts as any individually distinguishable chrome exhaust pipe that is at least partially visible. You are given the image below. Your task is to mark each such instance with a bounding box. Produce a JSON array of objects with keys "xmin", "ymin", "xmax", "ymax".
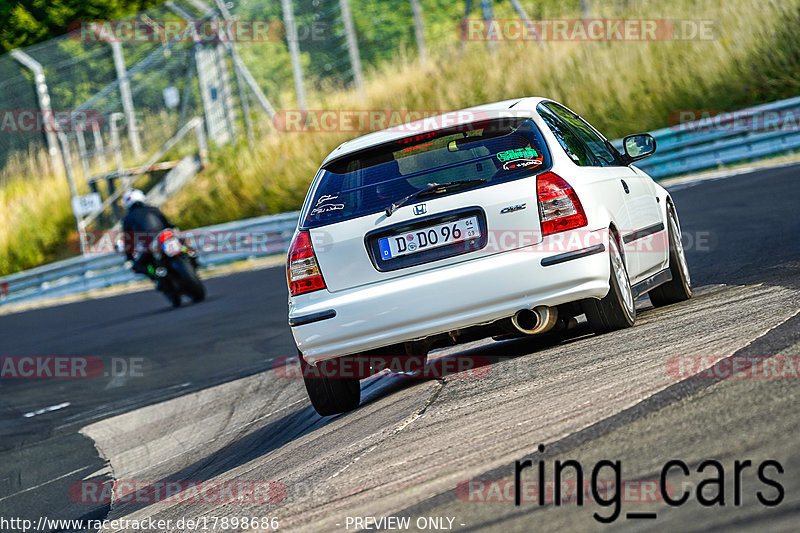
[{"xmin": 511, "ymin": 306, "xmax": 558, "ymax": 335}]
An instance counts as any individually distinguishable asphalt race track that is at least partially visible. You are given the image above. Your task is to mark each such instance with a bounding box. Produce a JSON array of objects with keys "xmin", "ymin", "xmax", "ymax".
[{"xmin": 1, "ymin": 163, "xmax": 799, "ymax": 532}]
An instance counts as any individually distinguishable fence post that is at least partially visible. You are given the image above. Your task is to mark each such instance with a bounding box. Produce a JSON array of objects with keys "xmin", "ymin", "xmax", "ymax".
[
  {"xmin": 213, "ymin": 0, "xmax": 260, "ymax": 141},
  {"xmin": 178, "ymin": 57, "xmax": 195, "ymax": 128},
  {"xmin": 215, "ymin": 42, "xmax": 238, "ymax": 141},
  {"xmin": 410, "ymin": 0, "xmax": 428, "ymax": 65},
  {"xmin": 480, "ymin": 0, "xmax": 496, "ymax": 52},
  {"xmin": 10, "ymin": 50, "xmax": 63, "ymax": 176},
  {"xmin": 508, "ymin": 0, "xmax": 543, "ymax": 46},
  {"xmin": 75, "ymin": 130, "xmax": 91, "ymax": 180},
  {"xmin": 10, "ymin": 50, "xmax": 86, "ymax": 252},
  {"xmin": 210, "ymin": 3, "xmax": 255, "ymax": 148},
  {"xmin": 282, "ymin": 0, "xmax": 308, "ymax": 110},
  {"xmin": 232, "ymin": 61, "xmax": 255, "ymax": 147},
  {"xmin": 186, "ymin": 0, "xmax": 278, "ymax": 121},
  {"xmin": 339, "ymin": 0, "xmax": 365, "ymax": 95},
  {"xmin": 110, "ymin": 113, "xmax": 125, "ymax": 175},
  {"xmin": 193, "ymin": 118, "xmax": 209, "ymax": 166},
  {"xmin": 91, "ymin": 120, "xmax": 107, "ymax": 173},
  {"xmin": 460, "ymin": 0, "xmax": 473, "ymax": 46},
  {"xmin": 165, "ymin": 2, "xmax": 219, "ymax": 142},
  {"xmin": 108, "ymin": 41, "xmax": 143, "ymax": 158},
  {"xmin": 57, "ymin": 131, "xmax": 86, "ymax": 254}
]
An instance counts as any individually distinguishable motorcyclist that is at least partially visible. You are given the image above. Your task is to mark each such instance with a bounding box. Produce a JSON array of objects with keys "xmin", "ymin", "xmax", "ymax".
[{"xmin": 121, "ymin": 189, "xmax": 174, "ymax": 283}]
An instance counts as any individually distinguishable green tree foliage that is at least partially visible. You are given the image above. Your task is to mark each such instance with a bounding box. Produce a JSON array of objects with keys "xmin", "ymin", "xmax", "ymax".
[{"xmin": 0, "ymin": 0, "xmax": 163, "ymax": 53}]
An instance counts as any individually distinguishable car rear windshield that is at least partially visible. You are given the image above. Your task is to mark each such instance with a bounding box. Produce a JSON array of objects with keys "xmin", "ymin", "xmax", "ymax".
[{"xmin": 299, "ymin": 117, "xmax": 552, "ymax": 228}]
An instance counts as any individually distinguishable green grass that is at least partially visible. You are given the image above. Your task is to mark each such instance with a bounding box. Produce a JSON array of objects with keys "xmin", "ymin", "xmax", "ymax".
[{"xmin": 2, "ymin": 0, "xmax": 799, "ymax": 275}]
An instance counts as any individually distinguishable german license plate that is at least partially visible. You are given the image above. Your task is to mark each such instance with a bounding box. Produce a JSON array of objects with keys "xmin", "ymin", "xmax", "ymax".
[{"xmin": 378, "ymin": 216, "xmax": 480, "ymax": 259}]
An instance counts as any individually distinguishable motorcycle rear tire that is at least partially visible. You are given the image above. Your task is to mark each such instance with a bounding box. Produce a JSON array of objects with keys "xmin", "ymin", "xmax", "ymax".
[{"xmin": 172, "ymin": 256, "xmax": 205, "ymax": 302}]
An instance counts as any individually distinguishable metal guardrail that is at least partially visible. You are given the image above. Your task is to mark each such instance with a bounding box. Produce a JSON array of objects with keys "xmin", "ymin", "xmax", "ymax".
[
  {"xmin": 3, "ymin": 96, "xmax": 800, "ymax": 306},
  {"xmin": 0, "ymin": 212, "xmax": 300, "ymax": 306},
  {"xmin": 612, "ymin": 96, "xmax": 800, "ymax": 178}
]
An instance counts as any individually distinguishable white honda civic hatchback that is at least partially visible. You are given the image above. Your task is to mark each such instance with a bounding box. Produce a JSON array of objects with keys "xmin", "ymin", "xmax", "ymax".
[{"xmin": 287, "ymin": 97, "xmax": 692, "ymax": 415}]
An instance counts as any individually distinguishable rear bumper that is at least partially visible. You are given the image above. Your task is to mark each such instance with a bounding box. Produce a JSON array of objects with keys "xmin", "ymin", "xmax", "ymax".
[{"xmin": 290, "ymin": 230, "xmax": 610, "ymax": 364}]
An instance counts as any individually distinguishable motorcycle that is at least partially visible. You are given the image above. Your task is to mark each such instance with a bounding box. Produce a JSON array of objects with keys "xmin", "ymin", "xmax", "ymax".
[{"xmin": 143, "ymin": 229, "xmax": 205, "ymax": 307}]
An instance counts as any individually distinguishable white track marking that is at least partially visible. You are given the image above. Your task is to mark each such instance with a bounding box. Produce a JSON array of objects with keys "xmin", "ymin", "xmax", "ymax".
[{"xmin": 23, "ymin": 402, "xmax": 70, "ymax": 418}]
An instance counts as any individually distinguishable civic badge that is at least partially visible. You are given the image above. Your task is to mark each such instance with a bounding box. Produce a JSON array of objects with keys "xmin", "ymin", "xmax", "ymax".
[
  {"xmin": 413, "ymin": 204, "xmax": 427, "ymax": 215},
  {"xmin": 500, "ymin": 203, "xmax": 527, "ymax": 214}
]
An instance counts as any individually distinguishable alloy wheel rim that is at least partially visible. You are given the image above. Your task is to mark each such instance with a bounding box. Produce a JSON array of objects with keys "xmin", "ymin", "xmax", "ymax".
[
  {"xmin": 611, "ymin": 239, "xmax": 634, "ymax": 315},
  {"xmin": 671, "ymin": 215, "xmax": 691, "ymax": 287}
]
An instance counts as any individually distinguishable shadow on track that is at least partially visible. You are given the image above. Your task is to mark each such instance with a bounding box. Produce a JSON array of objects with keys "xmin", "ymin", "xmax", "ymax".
[{"xmin": 102, "ymin": 324, "xmax": 590, "ymax": 519}]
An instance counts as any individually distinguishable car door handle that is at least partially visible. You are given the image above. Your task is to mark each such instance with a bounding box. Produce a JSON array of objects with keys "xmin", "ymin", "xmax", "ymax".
[{"xmin": 621, "ymin": 179, "xmax": 630, "ymax": 194}]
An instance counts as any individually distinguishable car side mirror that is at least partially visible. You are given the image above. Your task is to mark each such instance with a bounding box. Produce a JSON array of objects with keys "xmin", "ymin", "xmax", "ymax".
[{"xmin": 622, "ymin": 133, "xmax": 656, "ymax": 164}]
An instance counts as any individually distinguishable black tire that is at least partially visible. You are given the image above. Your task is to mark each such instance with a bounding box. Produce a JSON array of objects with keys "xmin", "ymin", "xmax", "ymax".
[
  {"xmin": 582, "ymin": 233, "xmax": 636, "ymax": 334},
  {"xmin": 299, "ymin": 352, "xmax": 361, "ymax": 416},
  {"xmin": 170, "ymin": 293, "xmax": 182, "ymax": 308},
  {"xmin": 649, "ymin": 206, "xmax": 692, "ymax": 306},
  {"xmin": 157, "ymin": 278, "xmax": 182, "ymax": 307},
  {"xmin": 172, "ymin": 257, "xmax": 205, "ymax": 302}
]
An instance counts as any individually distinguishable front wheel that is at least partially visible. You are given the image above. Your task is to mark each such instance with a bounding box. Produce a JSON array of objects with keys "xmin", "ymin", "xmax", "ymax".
[
  {"xmin": 156, "ymin": 277, "xmax": 181, "ymax": 307},
  {"xmin": 299, "ymin": 353, "xmax": 361, "ymax": 416},
  {"xmin": 582, "ymin": 234, "xmax": 636, "ymax": 334},
  {"xmin": 169, "ymin": 293, "xmax": 182, "ymax": 308},
  {"xmin": 649, "ymin": 206, "xmax": 692, "ymax": 306}
]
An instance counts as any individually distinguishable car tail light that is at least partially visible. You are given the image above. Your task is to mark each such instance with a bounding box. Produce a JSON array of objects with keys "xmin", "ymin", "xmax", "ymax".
[
  {"xmin": 287, "ymin": 231, "xmax": 326, "ymax": 296},
  {"xmin": 537, "ymin": 171, "xmax": 588, "ymax": 236}
]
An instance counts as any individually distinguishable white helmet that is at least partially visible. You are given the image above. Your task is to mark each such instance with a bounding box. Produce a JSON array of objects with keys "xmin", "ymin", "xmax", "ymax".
[{"xmin": 122, "ymin": 189, "xmax": 146, "ymax": 210}]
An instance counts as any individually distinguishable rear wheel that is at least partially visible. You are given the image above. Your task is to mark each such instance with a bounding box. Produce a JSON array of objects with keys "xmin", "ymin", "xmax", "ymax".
[
  {"xmin": 299, "ymin": 352, "xmax": 361, "ymax": 416},
  {"xmin": 583, "ymin": 233, "xmax": 636, "ymax": 334},
  {"xmin": 172, "ymin": 257, "xmax": 205, "ymax": 302},
  {"xmin": 649, "ymin": 207, "xmax": 692, "ymax": 306}
]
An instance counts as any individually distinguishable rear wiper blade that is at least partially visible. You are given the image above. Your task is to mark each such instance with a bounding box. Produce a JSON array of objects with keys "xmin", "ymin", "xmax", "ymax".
[{"xmin": 384, "ymin": 179, "xmax": 487, "ymax": 217}]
